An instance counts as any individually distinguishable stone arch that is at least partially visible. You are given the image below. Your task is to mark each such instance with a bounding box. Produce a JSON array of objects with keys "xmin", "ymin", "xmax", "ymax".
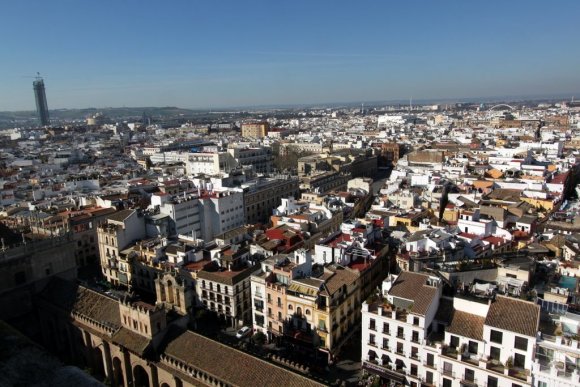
[
  {"xmin": 160, "ymin": 383, "xmax": 170, "ymax": 387},
  {"xmin": 133, "ymin": 364, "xmax": 150, "ymax": 387},
  {"xmin": 167, "ymin": 280, "xmax": 175, "ymax": 304},
  {"xmin": 92, "ymin": 346, "xmax": 105, "ymax": 379},
  {"xmin": 112, "ymin": 357, "xmax": 124, "ymax": 387}
]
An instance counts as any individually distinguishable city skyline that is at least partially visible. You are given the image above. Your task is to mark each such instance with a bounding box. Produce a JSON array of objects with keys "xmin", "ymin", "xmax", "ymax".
[{"xmin": 1, "ymin": 1, "xmax": 579, "ymax": 110}]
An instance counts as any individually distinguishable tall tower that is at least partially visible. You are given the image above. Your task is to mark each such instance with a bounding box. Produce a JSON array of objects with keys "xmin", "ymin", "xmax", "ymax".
[{"xmin": 33, "ymin": 73, "xmax": 50, "ymax": 126}]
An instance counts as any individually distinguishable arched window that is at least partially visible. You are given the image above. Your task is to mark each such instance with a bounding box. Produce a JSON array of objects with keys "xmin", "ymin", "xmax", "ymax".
[
  {"xmin": 305, "ymin": 309, "xmax": 311, "ymax": 315},
  {"xmin": 288, "ymin": 304, "xmax": 293, "ymax": 310},
  {"xmin": 296, "ymin": 307, "xmax": 302, "ymax": 316}
]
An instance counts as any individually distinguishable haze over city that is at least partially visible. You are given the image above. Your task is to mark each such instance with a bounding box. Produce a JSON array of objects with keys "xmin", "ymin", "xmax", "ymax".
[
  {"xmin": 2, "ymin": 1, "xmax": 580, "ymax": 387},
  {"xmin": 1, "ymin": 0, "xmax": 579, "ymax": 111}
]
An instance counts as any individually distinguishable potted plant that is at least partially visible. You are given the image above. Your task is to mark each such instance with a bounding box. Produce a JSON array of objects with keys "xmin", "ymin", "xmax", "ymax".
[{"xmin": 505, "ymin": 356, "xmax": 514, "ymax": 369}]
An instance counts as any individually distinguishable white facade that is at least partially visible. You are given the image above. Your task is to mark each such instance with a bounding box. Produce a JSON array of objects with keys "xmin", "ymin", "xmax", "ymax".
[{"xmin": 361, "ymin": 272, "xmax": 539, "ymax": 387}]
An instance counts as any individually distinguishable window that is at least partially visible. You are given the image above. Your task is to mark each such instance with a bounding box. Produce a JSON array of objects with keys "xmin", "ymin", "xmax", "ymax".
[
  {"xmin": 490, "ymin": 330, "xmax": 503, "ymax": 344},
  {"xmin": 426, "ymin": 353, "xmax": 434, "ymax": 367},
  {"xmin": 465, "ymin": 368, "xmax": 475, "ymax": 382},
  {"xmin": 468, "ymin": 340, "xmax": 478, "ymax": 354},
  {"xmin": 288, "ymin": 304, "xmax": 293, "ymax": 310},
  {"xmin": 410, "ymin": 364, "xmax": 417, "ymax": 376},
  {"xmin": 413, "ymin": 316, "xmax": 419, "ymax": 326},
  {"xmin": 514, "ymin": 336, "xmax": 528, "ymax": 351},
  {"xmin": 443, "ymin": 361, "xmax": 452, "ymax": 377},
  {"xmin": 382, "ymin": 337, "xmax": 389, "ymax": 350},
  {"xmin": 514, "ymin": 353, "xmax": 526, "ymax": 368},
  {"xmin": 396, "ymin": 342, "xmax": 403, "ymax": 354},
  {"xmin": 450, "ymin": 335, "xmax": 459, "ymax": 348},
  {"xmin": 442, "ymin": 378, "xmax": 452, "ymax": 387},
  {"xmin": 305, "ymin": 309, "xmax": 310, "ymax": 315},
  {"xmin": 490, "ymin": 346, "xmax": 500, "ymax": 361},
  {"xmin": 487, "ymin": 376, "xmax": 498, "ymax": 387},
  {"xmin": 425, "ymin": 371, "xmax": 433, "ymax": 384},
  {"xmin": 369, "ymin": 334, "xmax": 375, "ymax": 346},
  {"xmin": 397, "ymin": 327, "xmax": 404, "ymax": 338},
  {"xmin": 411, "ymin": 331, "xmax": 419, "ymax": 343},
  {"xmin": 411, "ymin": 347, "xmax": 418, "ymax": 359},
  {"xmin": 383, "ymin": 322, "xmax": 390, "ymax": 334},
  {"xmin": 369, "ymin": 318, "xmax": 376, "ymax": 330}
]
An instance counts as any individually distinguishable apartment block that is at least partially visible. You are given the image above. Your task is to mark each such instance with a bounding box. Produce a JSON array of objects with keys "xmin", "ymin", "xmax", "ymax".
[{"xmin": 361, "ymin": 271, "xmax": 540, "ymax": 387}]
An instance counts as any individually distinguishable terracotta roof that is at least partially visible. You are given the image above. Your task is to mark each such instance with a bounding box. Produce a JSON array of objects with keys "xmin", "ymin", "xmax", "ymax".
[
  {"xmin": 389, "ymin": 271, "xmax": 438, "ymax": 316},
  {"xmin": 447, "ymin": 310, "xmax": 485, "ymax": 341},
  {"xmin": 485, "ymin": 295, "xmax": 539, "ymax": 337},
  {"xmin": 164, "ymin": 330, "xmax": 325, "ymax": 387},
  {"xmin": 323, "ymin": 266, "xmax": 359, "ymax": 295}
]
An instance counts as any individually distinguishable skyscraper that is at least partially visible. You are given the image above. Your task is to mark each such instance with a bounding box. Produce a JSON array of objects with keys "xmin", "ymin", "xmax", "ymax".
[{"xmin": 33, "ymin": 74, "xmax": 50, "ymax": 126}]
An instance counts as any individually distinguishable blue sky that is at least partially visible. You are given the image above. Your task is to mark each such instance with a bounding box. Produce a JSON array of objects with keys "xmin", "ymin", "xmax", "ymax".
[{"xmin": 1, "ymin": 0, "xmax": 579, "ymax": 110}]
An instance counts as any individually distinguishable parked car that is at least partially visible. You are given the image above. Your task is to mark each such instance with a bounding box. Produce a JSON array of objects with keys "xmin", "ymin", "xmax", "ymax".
[{"xmin": 235, "ymin": 326, "xmax": 251, "ymax": 339}]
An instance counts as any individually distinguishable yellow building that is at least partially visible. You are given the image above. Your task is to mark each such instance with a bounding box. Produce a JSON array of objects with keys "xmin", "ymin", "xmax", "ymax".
[
  {"xmin": 241, "ymin": 121, "xmax": 269, "ymax": 138},
  {"xmin": 521, "ymin": 196, "xmax": 557, "ymax": 211}
]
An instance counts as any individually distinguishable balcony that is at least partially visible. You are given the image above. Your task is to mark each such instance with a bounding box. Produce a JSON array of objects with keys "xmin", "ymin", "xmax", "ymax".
[
  {"xmin": 410, "ymin": 352, "xmax": 419, "ymax": 360},
  {"xmin": 382, "ymin": 329, "xmax": 391, "ymax": 335},
  {"xmin": 460, "ymin": 353, "xmax": 480, "ymax": 366},
  {"xmin": 485, "ymin": 359, "xmax": 504, "ymax": 374},
  {"xmin": 395, "ymin": 347, "xmax": 404, "ymax": 355},
  {"xmin": 507, "ymin": 367, "xmax": 529, "ymax": 382},
  {"xmin": 441, "ymin": 369, "xmax": 455, "ymax": 378},
  {"xmin": 396, "ymin": 332, "xmax": 405, "ymax": 339},
  {"xmin": 441, "ymin": 345, "xmax": 458, "ymax": 359},
  {"xmin": 460, "ymin": 378, "xmax": 477, "ymax": 387},
  {"xmin": 369, "ymin": 325, "xmax": 376, "ymax": 331},
  {"xmin": 395, "ymin": 310, "xmax": 408, "ymax": 322},
  {"xmin": 534, "ymin": 359, "xmax": 580, "ymax": 383},
  {"xmin": 368, "ymin": 341, "xmax": 377, "ymax": 347},
  {"xmin": 423, "ymin": 361, "xmax": 436, "ymax": 370}
]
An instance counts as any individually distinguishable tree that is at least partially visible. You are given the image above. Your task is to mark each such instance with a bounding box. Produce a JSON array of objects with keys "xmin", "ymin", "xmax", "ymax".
[
  {"xmin": 252, "ymin": 332, "xmax": 266, "ymax": 346},
  {"xmin": 273, "ymin": 149, "xmax": 314, "ymax": 172}
]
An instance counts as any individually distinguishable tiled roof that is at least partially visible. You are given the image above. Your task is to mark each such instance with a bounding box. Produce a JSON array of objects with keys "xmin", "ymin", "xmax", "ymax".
[
  {"xmin": 107, "ymin": 209, "xmax": 135, "ymax": 223},
  {"xmin": 164, "ymin": 330, "xmax": 325, "ymax": 387},
  {"xmin": 112, "ymin": 327, "xmax": 151, "ymax": 356},
  {"xmin": 389, "ymin": 271, "xmax": 438, "ymax": 316},
  {"xmin": 39, "ymin": 278, "xmax": 121, "ymax": 331},
  {"xmin": 323, "ymin": 266, "xmax": 359, "ymax": 295},
  {"xmin": 447, "ymin": 310, "xmax": 485, "ymax": 341},
  {"xmin": 485, "ymin": 295, "xmax": 539, "ymax": 337}
]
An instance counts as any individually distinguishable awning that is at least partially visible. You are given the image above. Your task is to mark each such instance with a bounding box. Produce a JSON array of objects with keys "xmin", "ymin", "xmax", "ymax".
[
  {"xmin": 381, "ymin": 354, "xmax": 391, "ymax": 363},
  {"xmin": 363, "ymin": 361, "xmax": 406, "ymax": 383},
  {"xmin": 368, "ymin": 349, "xmax": 377, "ymax": 358}
]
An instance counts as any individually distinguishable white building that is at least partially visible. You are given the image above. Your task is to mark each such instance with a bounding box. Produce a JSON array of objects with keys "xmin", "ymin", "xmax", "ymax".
[{"xmin": 361, "ymin": 271, "xmax": 540, "ymax": 387}]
